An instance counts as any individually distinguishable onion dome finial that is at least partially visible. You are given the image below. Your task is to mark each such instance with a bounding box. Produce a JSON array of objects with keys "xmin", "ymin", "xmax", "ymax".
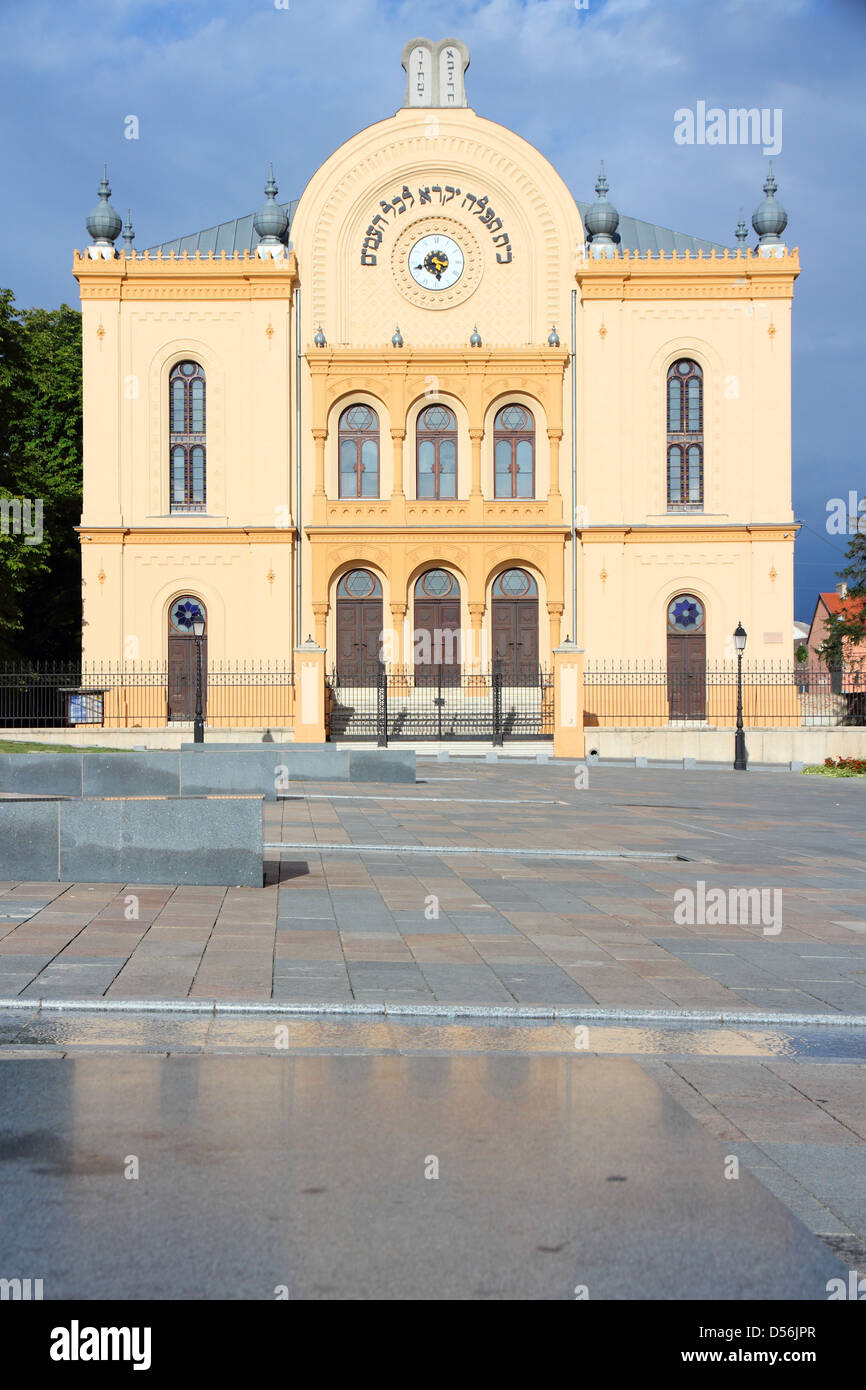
[
  {"xmin": 254, "ymin": 164, "xmax": 289, "ymax": 257},
  {"xmin": 752, "ymin": 161, "xmax": 788, "ymax": 247},
  {"xmin": 86, "ymin": 166, "xmax": 122, "ymax": 256},
  {"xmin": 584, "ymin": 161, "xmax": 619, "ymax": 253}
]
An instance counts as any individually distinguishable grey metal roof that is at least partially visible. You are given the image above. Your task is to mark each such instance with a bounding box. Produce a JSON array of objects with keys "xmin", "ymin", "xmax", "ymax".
[
  {"xmin": 142, "ymin": 202, "xmax": 297, "ymax": 257},
  {"xmin": 143, "ymin": 196, "xmax": 728, "ymax": 259},
  {"xmin": 574, "ymin": 201, "xmax": 728, "ymax": 256}
]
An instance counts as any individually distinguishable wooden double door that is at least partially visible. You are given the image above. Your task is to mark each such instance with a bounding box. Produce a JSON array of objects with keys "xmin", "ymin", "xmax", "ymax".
[
  {"xmin": 666, "ymin": 633, "xmax": 706, "ymax": 719},
  {"xmin": 492, "ymin": 597, "xmax": 539, "ymax": 678},
  {"xmin": 167, "ymin": 635, "xmax": 208, "ymax": 721},
  {"xmin": 414, "ymin": 596, "xmax": 461, "ymax": 684},
  {"xmin": 336, "ymin": 599, "xmax": 383, "ymax": 683}
]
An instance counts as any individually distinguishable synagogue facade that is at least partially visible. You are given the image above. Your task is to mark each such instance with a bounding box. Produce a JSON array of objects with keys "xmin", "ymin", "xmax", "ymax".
[{"xmin": 73, "ymin": 37, "xmax": 799, "ymax": 725}]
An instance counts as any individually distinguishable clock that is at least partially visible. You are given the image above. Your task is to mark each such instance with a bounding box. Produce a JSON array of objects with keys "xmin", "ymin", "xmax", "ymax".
[
  {"xmin": 391, "ymin": 219, "xmax": 481, "ymax": 309},
  {"xmin": 408, "ymin": 233, "xmax": 464, "ymax": 291}
]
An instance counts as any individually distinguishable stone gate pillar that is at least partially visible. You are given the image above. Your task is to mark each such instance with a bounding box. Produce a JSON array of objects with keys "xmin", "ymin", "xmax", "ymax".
[
  {"xmin": 553, "ymin": 641, "xmax": 585, "ymax": 760},
  {"xmin": 294, "ymin": 638, "xmax": 327, "ymax": 743}
]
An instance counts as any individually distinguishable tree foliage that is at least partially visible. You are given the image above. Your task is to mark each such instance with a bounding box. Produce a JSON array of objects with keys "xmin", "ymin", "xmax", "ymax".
[
  {"xmin": 819, "ymin": 529, "xmax": 866, "ymax": 667},
  {"xmin": 0, "ymin": 289, "xmax": 82, "ymax": 661}
]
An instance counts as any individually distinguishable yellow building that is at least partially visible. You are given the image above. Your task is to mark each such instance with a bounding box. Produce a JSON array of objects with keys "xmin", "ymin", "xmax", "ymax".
[{"xmin": 73, "ymin": 37, "xmax": 799, "ymax": 738}]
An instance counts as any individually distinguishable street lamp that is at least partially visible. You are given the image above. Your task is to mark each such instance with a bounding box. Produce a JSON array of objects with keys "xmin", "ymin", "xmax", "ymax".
[
  {"xmin": 733, "ymin": 621, "xmax": 747, "ymax": 771},
  {"xmin": 192, "ymin": 615, "xmax": 205, "ymax": 744}
]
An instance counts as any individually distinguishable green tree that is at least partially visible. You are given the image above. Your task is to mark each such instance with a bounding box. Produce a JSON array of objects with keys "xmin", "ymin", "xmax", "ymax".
[
  {"xmin": 819, "ymin": 527, "xmax": 866, "ymax": 667},
  {"xmin": 0, "ymin": 290, "xmax": 82, "ymax": 662}
]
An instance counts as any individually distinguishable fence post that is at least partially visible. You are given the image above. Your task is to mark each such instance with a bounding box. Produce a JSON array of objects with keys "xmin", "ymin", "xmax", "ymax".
[
  {"xmin": 293, "ymin": 639, "xmax": 327, "ymax": 743},
  {"xmin": 492, "ymin": 658, "xmax": 504, "ymax": 747},
  {"xmin": 376, "ymin": 660, "xmax": 388, "ymax": 748},
  {"xmin": 553, "ymin": 641, "xmax": 585, "ymax": 760}
]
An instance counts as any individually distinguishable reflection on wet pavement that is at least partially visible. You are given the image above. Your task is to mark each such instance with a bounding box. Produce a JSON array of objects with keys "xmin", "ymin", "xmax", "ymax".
[
  {"xmin": 0, "ymin": 1050, "xmax": 847, "ymax": 1299},
  {"xmin": 1, "ymin": 1007, "xmax": 865, "ymax": 1060}
]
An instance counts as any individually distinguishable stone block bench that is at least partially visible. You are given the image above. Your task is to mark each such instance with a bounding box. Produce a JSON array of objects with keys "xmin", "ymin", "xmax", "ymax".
[{"xmin": 0, "ymin": 795, "xmax": 263, "ymax": 887}]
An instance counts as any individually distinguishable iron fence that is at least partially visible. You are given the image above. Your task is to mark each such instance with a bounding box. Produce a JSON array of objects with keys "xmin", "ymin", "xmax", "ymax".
[
  {"xmin": 327, "ymin": 663, "xmax": 554, "ymax": 742},
  {"xmin": 583, "ymin": 661, "xmax": 866, "ymax": 728},
  {"xmin": 0, "ymin": 661, "xmax": 295, "ymax": 730}
]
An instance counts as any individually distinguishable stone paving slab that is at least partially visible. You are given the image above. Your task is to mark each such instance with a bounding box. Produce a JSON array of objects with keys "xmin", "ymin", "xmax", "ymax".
[
  {"xmin": 0, "ymin": 1049, "xmax": 849, "ymax": 1299},
  {"xmin": 0, "ymin": 766, "xmax": 864, "ymax": 1012}
]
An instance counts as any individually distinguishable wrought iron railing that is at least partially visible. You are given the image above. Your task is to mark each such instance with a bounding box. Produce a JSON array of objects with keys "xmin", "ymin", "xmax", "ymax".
[
  {"xmin": 0, "ymin": 661, "xmax": 295, "ymax": 730},
  {"xmin": 583, "ymin": 660, "xmax": 866, "ymax": 728},
  {"xmin": 327, "ymin": 662, "xmax": 554, "ymax": 742}
]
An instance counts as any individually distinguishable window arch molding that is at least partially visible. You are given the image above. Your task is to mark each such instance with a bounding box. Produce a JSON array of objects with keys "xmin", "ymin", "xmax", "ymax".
[
  {"xmin": 327, "ymin": 391, "xmax": 391, "ymax": 499},
  {"xmin": 666, "ymin": 357, "xmax": 704, "ymax": 512},
  {"xmin": 169, "ymin": 360, "xmax": 207, "ymax": 512},
  {"xmin": 337, "ymin": 403, "xmax": 381, "ymax": 499},
  {"xmin": 152, "ymin": 340, "xmax": 225, "ymax": 518},
  {"xmin": 406, "ymin": 393, "xmax": 469, "ymax": 501},
  {"xmin": 651, "ymin": 339, "xmax": 721, "ymax": 515},
  {"xmin": 482, "ymin": 391, "xmax": 549, "ymax": 500}
]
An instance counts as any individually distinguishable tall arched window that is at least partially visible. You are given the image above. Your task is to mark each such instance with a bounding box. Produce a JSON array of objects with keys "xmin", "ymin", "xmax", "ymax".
[
  {"xmin": 667, "ymin": 359, "xmax": 703, "ymax": 511},
  {"xmin": 339, "ymin": 404, "xmax": 380, "ymax": 498},
  {"xmin": 170, "ymin": 361, "xmax": 206, "ymax": 512},
  {"xmin": 417, "ymin": 404, "xmax": 457, "ymax": 499},
  {"xmin": 494, "ymin": 405, "xmax": 535, "ymax": 498}
]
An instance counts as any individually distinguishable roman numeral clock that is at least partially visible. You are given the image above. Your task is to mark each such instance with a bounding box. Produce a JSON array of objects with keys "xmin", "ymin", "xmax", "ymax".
[{"xmin": 391, "ymin": 217, "xmax": 483, "ymax": 309}]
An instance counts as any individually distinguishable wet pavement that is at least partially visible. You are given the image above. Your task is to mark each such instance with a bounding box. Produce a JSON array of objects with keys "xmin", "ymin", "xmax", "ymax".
[
  {"xmin": 0, "ymin": 1042, "xmax": 851, "ymax": 1300},
  {"xmin": 1, "ymin": 1010, "xmax": 864, "ymax": 1297},
  {"xmin": 0, "ymin": 764, "xmax": 865, "ymax": 1015}
]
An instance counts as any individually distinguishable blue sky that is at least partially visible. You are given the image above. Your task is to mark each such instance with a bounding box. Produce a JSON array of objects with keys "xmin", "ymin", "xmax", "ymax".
[{"xmin": 1, "ymin": 0, "xmax": 863, "ymax": 619}]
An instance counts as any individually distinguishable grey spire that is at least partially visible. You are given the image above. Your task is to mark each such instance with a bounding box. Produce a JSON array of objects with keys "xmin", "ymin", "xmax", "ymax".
[
  {"xmin": 752, "ymin": 161, "xmax": 788, "ymax": 247},
  {"xmin": 470, "ymin": 325, "xmax": 482, "ymax": 348},
  {"xmin": 122, "ymin": 210, "xmax": 135, "ymax": 252},
  {"xmin": 548, "ymin": 324, "xmax": 560, "ymax": 347},
  {"xmin": 86, "ymin": 166, "xmax": 122, "ymax": 257},
  {"xmin": 391, "ymin": 325, "xmax": 404, "ymax": 347},
  {"xmin": 254, "ymin": 164, "xmax": 289, "ymax": 257},
  {"xmin": 584, "ymin": 162, "xmax": 619, "ymax": 257},
  {"xmin": 735, "ymin": 208, "xmax": 748, "ymax": 245},
  {"xmin": 314, "ymin": 325, "xmax": 326, "ymax": 348}
]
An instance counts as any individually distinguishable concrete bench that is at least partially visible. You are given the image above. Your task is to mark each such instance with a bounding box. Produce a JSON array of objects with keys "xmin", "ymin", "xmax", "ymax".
[{"xmin": 0, "ymin": 795, "xmax": 263, "ymax": 887}]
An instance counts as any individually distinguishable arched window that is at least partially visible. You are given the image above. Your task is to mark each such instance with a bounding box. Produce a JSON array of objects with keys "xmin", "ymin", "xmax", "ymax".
[
  {"xmin": 339, "ymin": 404, "xmax": 380, "ymax": 498},
  {"xmin": 417, "ymin": 404, "xmax": 457, "ymax": 499},
  {"xmin": 666, "ymin": 359, "xmax": 703, "ymax": 511},
  {"xmin": 170, "ymin": 361, "xmax": 206, "ymax": 512},
  {"xmin": 494, "ymin": 405, "xmax": 535, "ymax": 498}
]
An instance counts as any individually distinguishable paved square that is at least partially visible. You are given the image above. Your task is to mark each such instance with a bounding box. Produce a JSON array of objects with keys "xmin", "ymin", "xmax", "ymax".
[{"xmin": 0, "ymin": 763, "xmax": 865, "ymax": 1013}]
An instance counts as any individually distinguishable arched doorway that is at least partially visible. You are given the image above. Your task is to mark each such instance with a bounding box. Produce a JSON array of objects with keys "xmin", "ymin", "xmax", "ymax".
[
  {"xmin": 414, "ymin": 568, "xmax": 461, "ymax": 685},
  {"xmin": 167, "ymin": 596, "xmax": 207, "ymax": 721},
  {"xmin": 491, "ymin": 568, "xmax": 539, "ymax": 679},
  {"xmin": 666, "ymin": 594, "xmax": 706, "ymax": 719},
  {"xmin": 336, "ymin": 569, "xmax": 383, "ymax": 683}
]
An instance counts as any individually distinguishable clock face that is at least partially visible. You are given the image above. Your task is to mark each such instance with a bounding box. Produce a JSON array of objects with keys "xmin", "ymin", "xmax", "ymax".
[{"xmin": 408, "ymin": 234, "xmax": 464, "ymax": 291}]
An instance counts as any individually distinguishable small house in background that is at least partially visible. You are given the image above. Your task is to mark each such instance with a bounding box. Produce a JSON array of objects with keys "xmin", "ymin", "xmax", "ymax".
[{"xmin": 807, "ymin": 585, "xmax": 866, "ymax": 665}]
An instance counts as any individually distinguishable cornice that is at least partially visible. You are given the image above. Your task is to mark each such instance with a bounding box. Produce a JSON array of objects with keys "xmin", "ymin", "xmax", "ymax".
[
  {"xmin": 306, "ymin": 525, "xmax": 570, "ymax": 540},
  {"xmin": 73, "ymin": 250, "xmax": 299, "ymax": 300},
  {"xmin": 77, "ymin": 527, "xmax": 296, "ymax": 546},
  {"xmin": 576, "ymin": 249, "xmax": 800, "ymax": 301},
  {"xmin": 306, "ymin": 346, "xmax": 569, "ymax": 369},
  {"xmin": 579, "ymin": 523, "xmax": 798, "ymax": 544}
]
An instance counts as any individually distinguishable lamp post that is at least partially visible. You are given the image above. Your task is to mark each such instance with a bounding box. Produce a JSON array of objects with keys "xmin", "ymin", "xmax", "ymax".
[
  {"xmin": 733, "ymin": 621, "xmax": 747, "ymax": 771},
  {"xmin": 192, "ymin": 615, "xmax": 205, "ymax": 744}
]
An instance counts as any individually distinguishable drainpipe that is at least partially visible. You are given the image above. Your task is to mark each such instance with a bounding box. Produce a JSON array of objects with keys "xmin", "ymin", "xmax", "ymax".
[
  {"xmin": 570, "ymin": 286, "xmax": 578, "ymax": 644},
  {"xmin": 294, "ymin": 286, "xmax": 302, "ymax": 647}
]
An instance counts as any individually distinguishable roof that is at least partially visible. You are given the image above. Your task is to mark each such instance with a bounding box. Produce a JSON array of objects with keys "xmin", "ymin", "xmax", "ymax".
[
  {"xmin": 817, "ymin": 592, "xmax": 866, "ymax": 618},
  {"xmin": 142, "ymin": 196, "xmax": 728, "ymax": 258}
]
